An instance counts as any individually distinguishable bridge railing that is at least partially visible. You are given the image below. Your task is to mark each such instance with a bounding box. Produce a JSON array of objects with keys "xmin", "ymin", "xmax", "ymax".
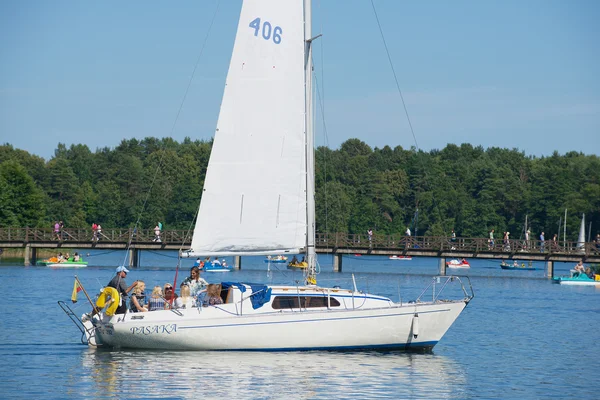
[
  {"xmin": 315, "ymin": 232, "xmax": 600, "ymax": 257},
  {"xmin": 1, "ymin": 228, "xmax": 598, "ymax": 256},
  {"xmin": 0, "ymin": 227, "xmax": 192, "ymax": 245}
]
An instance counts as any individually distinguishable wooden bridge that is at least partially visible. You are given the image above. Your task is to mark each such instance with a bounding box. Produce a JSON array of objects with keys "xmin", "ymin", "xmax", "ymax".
[{"xmin": 1, "ymin": 227, "xmax": 599, "ymax": 277}]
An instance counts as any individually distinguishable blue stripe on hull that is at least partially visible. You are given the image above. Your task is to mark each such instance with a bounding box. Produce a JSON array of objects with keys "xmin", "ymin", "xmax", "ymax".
[{"xmin": 203, "ymin": 341, "xmax": 438, "ymax": 352}]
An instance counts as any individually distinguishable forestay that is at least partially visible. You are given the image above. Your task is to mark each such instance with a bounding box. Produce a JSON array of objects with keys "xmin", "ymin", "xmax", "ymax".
[{"xmin": 189, "ymin": 0, "xmax": 307, "ymax": 256}]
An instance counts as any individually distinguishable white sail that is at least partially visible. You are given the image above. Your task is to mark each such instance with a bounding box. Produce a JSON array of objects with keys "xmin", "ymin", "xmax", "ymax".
[
  {"xmin": 576, "ymin": 213, "xmax": 585, "ymax": 251},
  {"xmin": 188, "ymin": 0, "xmax": 307, "ymax": 256}
]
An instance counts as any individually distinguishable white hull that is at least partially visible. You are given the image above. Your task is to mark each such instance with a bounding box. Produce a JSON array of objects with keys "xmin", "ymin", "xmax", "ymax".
[
  {"xmin": 92, "ymin": 301, "xmax": 467, "ymax": 351},
  {"xmin": 85, "ymin": 277, "xmax": 472, "ymax": 351},
  {"xmin": 446, "ymin": 260, "xmax": 470, "ymax": 269},
  {"xmin": 558, "ymin": 280, "xmax": 600, "ymax": 286},
  {"xmin": 46, "ymin": 263, "xmax": 88, "ymax": 268}
]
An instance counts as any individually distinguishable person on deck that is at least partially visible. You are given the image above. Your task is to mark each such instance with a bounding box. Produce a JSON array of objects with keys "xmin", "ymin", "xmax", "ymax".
[
  {"xmin": 108, "ymin": 266, "xmax": 139, "ymax": 315},
  {"xmin": 182, "ymin": 266, "xmax": 208, "ymax": 298},
  {"xmin": 163, "ymin": 283, "xmax": 178, "ymax": 307},
  {"xmin": 175, "ymin": 284, "xmax": 194, "ymax": 309},
  {"xmin": 147, "ymin": 286, "xmax": 166, "ymax": 311},
  {"xmin": 204, "ymin": 284, "xmax": 223, "ymax": 306},
  {"xmin": 129, "ymin": 280, "xmax": 147, "ymax": 312}
]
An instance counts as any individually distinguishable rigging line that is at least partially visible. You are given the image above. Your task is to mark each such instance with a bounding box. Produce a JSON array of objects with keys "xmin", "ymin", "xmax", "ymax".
[
  {"xmin": 144, "ymin": 250, "xmax": 181, "ymax": 259},
  {"xmin": 369, "ymin": 0, "xmax": 419, "ymax": 151},
  {"xmin": 313, "ymin": 70, "xmax": 345, "ymax": 248},
  {"xmin": 316, "ymin": 0, "xmax": 330, "ymax": 245},
  {"xmin": 167, "ymin": 0, "xmax": 222, "ymax": 140},
  {"xmin": 119, "ymin": 1, "xmax": 222, "ymax": 269},
  {"xmin": 370, "ymin": 0, "xmax": 449, "ymax": 236}
]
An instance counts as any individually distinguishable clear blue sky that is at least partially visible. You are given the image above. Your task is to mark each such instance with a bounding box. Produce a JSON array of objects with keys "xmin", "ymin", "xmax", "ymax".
[{"xmin": 1, "ymin": 0, "xmax": 598, "ymax": 160}]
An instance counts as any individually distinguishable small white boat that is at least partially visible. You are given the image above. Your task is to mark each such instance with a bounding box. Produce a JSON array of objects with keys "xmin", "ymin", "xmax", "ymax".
[
  {"xmin": 446, "ymin": 259, "xmax": 470, "ymax": 269},
  {"xmin": 46, "ymin": 262, "xmax": 88, "ymax": 268},
  {"xmin": 389, "ymin": 255, "xmax": 412, "ymax": 261},
  {"xmin": 38, "ymin": 256, "xmax": 88, "ymax": 268}
]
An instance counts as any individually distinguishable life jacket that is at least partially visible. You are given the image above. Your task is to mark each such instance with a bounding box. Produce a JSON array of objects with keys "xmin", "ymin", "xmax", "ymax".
[{"xmin": 95, "ymin": 287, "xmax": 120, "ymax": 316}]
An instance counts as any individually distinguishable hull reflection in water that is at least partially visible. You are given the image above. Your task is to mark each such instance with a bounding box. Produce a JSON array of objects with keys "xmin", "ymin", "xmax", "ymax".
[{"xmin": 81, "ymin": 349, "xmax": 466, "ymax": 398}]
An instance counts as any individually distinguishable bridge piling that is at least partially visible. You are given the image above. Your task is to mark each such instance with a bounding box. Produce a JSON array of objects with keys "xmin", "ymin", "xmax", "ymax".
[
  {"xmin": 24, "ymin": 244, "xmax": 31, "ymax": 266},
  {"xmin": 546, "ymin": 261, "xmax": 554, "ymax": 279},
  {"xmin": 333, "ymin": 254, "xmax": 343, "ymax": 272},
  {"xmin": 234, "ymin": 256, "xmax": 242, "ymax": 269},
  {"xmin": 128, "ymin": 249, "xmax": 139, "ymax": 268},
  {"xmin": 439, "ymin": 257, "xmax": 446, "ymax": 275}
]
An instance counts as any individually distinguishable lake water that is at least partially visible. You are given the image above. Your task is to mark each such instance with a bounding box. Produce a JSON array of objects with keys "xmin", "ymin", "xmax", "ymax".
[{"xmin": 1, "ymin": 251, "xmax": 598, "ymax": 399}]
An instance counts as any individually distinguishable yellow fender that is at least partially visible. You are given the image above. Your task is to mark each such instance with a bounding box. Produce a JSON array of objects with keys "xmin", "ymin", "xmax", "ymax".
[{"xmin": 96, "ymin": 287, "xmax": 120, "ymax": 316}]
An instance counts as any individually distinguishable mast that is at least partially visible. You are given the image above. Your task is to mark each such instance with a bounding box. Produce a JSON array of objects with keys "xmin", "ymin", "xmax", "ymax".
[
  {"xmin": 304, "ymin": 0, "xmax": 317, "ymax": 284},
  {"xmin": 563, "ymin": 208, "xmax": 567, "ymax": 248}
]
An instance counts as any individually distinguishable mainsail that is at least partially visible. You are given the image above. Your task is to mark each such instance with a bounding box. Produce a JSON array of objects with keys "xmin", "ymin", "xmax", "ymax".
[{"xmin": 187, "ymin": 0, "xmax": 308, "ymax": 256}]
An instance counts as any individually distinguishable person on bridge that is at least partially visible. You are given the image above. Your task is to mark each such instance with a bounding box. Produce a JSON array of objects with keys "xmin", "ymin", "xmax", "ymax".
[{"xmin": 153, "ymin": 224, "xmax": 161, "ymax": 242}]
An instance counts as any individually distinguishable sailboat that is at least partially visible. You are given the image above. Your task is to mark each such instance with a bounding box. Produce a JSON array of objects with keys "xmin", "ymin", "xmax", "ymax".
[{"xmin": 70, "ymin": 0, "xmax": 473, "ymax": 351}]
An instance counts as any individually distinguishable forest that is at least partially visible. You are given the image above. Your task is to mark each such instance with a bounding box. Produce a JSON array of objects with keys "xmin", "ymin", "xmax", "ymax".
[{"xmin": 1, "ymin": 138, "xmax": 599, "ymax": 242}]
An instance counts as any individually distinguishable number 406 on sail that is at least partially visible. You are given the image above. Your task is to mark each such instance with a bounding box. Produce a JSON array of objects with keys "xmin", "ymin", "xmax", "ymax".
[{"xmin": 249, "ymin": 17, "xmax": 282, "ymax": 44}]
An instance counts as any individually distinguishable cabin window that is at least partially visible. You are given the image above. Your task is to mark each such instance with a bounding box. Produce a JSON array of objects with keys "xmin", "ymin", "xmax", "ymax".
[{"xmin": 271, "ymin": 295, "xmax": 340, "ymax": 309}]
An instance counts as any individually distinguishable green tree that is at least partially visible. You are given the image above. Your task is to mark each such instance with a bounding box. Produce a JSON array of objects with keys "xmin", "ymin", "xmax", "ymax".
[{"xmin": 0, "ymin": 160, "xmax": 46, "ymax": 227}]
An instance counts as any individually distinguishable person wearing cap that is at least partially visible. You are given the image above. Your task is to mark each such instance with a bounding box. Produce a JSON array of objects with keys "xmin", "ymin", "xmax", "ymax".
[{"xmin": 107, "ymin": 266, "xmax": 139, "ymax": 315}]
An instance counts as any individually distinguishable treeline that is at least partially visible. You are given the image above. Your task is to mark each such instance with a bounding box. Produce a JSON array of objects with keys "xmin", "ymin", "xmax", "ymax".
[{"xmin": 1, "ymin": 139, "xmax": 599, "ymax": 241}]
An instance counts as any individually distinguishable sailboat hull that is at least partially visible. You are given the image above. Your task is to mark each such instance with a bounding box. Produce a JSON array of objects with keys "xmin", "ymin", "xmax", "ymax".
[{"xmin": 90, "ymin": 296, "xmax": 469, "ymax": 351}]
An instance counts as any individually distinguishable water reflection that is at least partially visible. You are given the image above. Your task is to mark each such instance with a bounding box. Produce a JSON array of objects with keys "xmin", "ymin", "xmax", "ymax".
[{"xmin": 81, "ymin": 349, "xmax": 466, "ymax": 399}]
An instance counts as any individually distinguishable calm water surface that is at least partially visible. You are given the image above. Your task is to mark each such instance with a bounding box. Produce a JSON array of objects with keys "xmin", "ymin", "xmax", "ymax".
[{"xmin": 0, "ymin": 251, "xmax": 598, "ymax": 399}]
